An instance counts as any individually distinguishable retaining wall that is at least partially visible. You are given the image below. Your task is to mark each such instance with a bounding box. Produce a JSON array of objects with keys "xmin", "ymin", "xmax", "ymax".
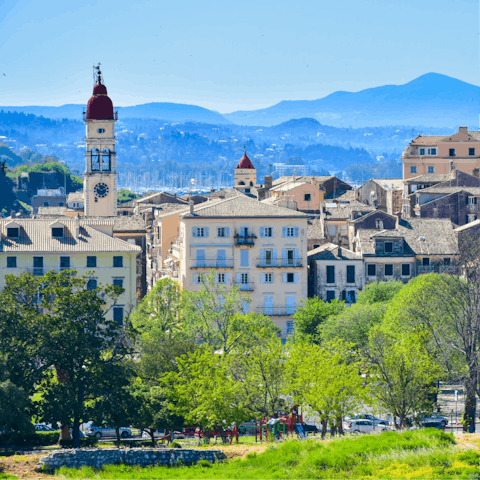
[{"xmin": 38, "ymin": 447, "xmax": 227, "ymax": 471}]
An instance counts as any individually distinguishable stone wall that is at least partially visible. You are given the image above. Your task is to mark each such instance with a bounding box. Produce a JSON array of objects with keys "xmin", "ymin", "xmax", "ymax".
[{"xmin": 38, "ymin": 447, "xmax": 227, "ymax": 472}]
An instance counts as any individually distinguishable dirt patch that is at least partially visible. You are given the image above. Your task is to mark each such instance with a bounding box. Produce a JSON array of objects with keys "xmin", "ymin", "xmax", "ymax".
[
  {"xmin": 205, "ymin": 443, "xmax": 268, "ymax": 460},
  {"xmin": 454, "ymin": 432, "xmax": 480, "ymax": 451},
  {"xmin": 0, "ymin": 453, "xmax": 63, "ymax": 479}
]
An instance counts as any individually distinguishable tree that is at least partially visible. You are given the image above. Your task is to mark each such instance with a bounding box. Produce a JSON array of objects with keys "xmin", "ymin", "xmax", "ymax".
[
  {"xmin": 293, "ymin": 297, "xmax": 345, "ymax": 344},
  {"xmin": 286, "ymin": 341, "xmax": 364, "ymax": 438},
  {"xmin": 0, "ymin": 380, "xmax": 33, "ymax": 441},
  {"xmin": 356, "ymin": 280, "xmax": 404, "ymax": 305},
  {"xmin": 366, "ymin": 328, "xmax": 441, "ymax": 429},
  {"xmin": 163, "ymin": 346, "xmax": 248, "ymax": 443},
  {"xmin": 34, "ymin": 270, "xmax": 130, "ymax": 447}
]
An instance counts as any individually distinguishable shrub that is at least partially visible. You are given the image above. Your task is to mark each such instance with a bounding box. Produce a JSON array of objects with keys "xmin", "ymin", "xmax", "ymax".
[
  {"xmin": 0, "ymin": 431, "xmax": 59, "ymax": 447},
  {"xmin": 60, "ymin": 437, "xmax": 98, "ymax": 448},
  {"xmin": 170, "ymin": 441, "xmax": 182, "ymax": 449},
  {"xmin": 197, "ymin": 460, "xmax": 212, "ymax": 468}
]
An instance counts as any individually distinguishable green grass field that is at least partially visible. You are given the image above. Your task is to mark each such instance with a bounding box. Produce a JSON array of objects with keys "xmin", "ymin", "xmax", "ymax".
[{"xmin": 57, "ymin": 429, "xmax": 480, "ymax": 479}]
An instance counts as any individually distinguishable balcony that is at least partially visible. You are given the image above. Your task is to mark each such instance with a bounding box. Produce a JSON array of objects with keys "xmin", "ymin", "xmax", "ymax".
[
  {"xmin": 234, "ymin": 233, "xmax": 257, "ymax": 246},
  {"xmin": 417, "ymin": 264, "xmax": 459, "ymax": 275},
  {"xmin": 190, "ymin": 259, "xmax": 234, "ymax": 269},
  {"xmin": 256, "ymin": 258, "xmax": 303, "ymax": 268},
  {"xmin": 236, "ymin": 282, "xmax": 254, "ymax": 292},
  {"xmin": 256, "ymin": 306, "xmax": 297, "ymax": 316}
]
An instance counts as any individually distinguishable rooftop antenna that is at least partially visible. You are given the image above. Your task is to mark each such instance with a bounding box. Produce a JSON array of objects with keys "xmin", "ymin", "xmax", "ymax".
[{"xmin": 93, "ymin": 63, "xmax": 103, "ymax": 86}]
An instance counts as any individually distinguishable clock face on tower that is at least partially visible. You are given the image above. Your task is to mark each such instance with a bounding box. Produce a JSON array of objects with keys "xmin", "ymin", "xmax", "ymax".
[{"xmin": 94, "ymin": 183, "xmax": 109, "ymax": 198}]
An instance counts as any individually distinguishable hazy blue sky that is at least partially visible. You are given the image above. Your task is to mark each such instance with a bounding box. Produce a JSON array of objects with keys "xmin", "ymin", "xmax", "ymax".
[{"xmin": 0, "ymin": 0, "xmax": 478, "ymax": 112}]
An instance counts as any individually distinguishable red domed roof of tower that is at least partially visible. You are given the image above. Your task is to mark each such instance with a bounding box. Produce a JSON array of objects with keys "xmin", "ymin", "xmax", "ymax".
[
  {"xmin": 236, "ymin": 152, "xmax": 255, "ymax": 169},
  {"xmin": 86, "ymin": 83, "xmax": 114, "ymax": 120}
]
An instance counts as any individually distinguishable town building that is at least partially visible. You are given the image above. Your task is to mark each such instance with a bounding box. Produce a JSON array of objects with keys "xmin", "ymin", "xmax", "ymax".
[
  {"xmin": 402, "ymin": 127, "xmax": 480, "ymax": 180},
  {"xmin": 163, "ymin": 195, "xmax": 308, "ymax": 341},
  {"xmin": 307, "ymin": 243, "xmax": 364, "ymax": 302},
  {"xmin": 0, "ymin": 217, "xmax": 141, "ymax": 324},
  {"xmin": 355, "ymin": 178, "xmax": 403, "ymax": 215},
  {"xmin": 31, "ymin": 188, "xmax": 66, "ymax": 214}
]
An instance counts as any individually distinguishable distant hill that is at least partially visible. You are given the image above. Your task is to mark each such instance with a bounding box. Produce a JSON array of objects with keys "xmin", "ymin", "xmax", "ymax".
[
  {"xmin": 224, "ymin": 73, "xmax": 479, "ymax": 128},
  {"xmin": 0, "ymin": 103, "xmax": 231, "ymax": 125}
]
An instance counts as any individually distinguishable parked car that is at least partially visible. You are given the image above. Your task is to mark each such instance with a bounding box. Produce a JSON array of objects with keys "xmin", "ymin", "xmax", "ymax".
[
  {"xmin": 344, "ymin": 419, "xmax": 388, "ymax": 434},
  {"xmin": 421, "ymin": 420, "xmax": 446, "ymax": 430},
  {"xmin": 35, "ymin": 423, "xmax": 56, "ymax": 432},
  {"xmin": 421, "ymin": 414, "xmax": 448, "ymax": 427},
  {"xmin": 86, "ymin": 426, "xmax": 132, "ymax": 439},
  {"xmin": 141, "ymin": 429, "xmax": 185, "ymax": 440},
  {"xmin": 301, "ymin": 424, "xmax": 319, "ymax": 434},
  {"xmin": 346, "ymin": 414, "xmax": 388, "ymax": 426}
]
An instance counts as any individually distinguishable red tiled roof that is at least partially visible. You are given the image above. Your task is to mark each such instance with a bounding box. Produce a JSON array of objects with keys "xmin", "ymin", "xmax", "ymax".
[
  {"xmin": 86, "ymin": 83, "xmax": 114, "ymax": 120},
  {"xmin": 236, "ymin": 152, "xmax": 255, "ymax": 169}
]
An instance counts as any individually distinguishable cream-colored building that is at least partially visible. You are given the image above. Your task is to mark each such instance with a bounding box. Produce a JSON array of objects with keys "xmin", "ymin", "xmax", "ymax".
[
  {"xmin": 402, "ymin": 127, "xmax": 480, "ymax": 180},
  {"xmin": 269, "ymin": 180, "xmax": 323, "ymax": 213},
  {"xmin": 165, "ymin": 195, "xmax": 308, "ymax": 340},
  {"xmin": 0, "ymin": 217, "xmax": 141, "ymax": 324}
]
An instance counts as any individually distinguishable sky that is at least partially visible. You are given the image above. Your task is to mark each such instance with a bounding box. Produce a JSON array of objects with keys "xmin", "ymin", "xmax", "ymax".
[{"xmin": 0, "ymin": 0, "xmax": 478, "ymax": 112}]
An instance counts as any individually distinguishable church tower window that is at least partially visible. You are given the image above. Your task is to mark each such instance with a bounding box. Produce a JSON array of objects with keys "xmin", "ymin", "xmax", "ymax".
[
  {"xmin": 102, "ymin": 149, "xmax": 111, "ymax": 171},
  {"xmin": 91, "ymin": 148, "xmax": 100, "ymax": 171}
]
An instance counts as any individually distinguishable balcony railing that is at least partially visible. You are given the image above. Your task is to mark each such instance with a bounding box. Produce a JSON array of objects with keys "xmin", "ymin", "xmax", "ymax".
[
  {"xmin": 236, "ymin": 282, "xmax": 254, "ymax": 291},
  {"xmin": 256, "ymin": 258, "xmax": 303, "ymax": 268},
  {"xmin": 417, "ymin": 264, "xmax": 459, "ymax": 275},
  {"xmin": 256, "ymin": 306, "xmax": 297, "ymax": 316},
  {"xmin": 190, "ymin": 259, "xmax": 234, "ymax": 269},
  {"xmin": 234, "ymin": 233, "xmax": 257, "ymax": 246}
]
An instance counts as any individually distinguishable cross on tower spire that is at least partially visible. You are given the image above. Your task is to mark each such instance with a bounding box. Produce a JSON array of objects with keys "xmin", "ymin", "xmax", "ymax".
[{"xmin": 93, "ymin": 63, "xmax": 103, "ymax": 85}]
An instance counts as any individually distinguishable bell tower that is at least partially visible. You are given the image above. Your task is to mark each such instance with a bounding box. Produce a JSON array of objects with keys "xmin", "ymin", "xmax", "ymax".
[
  {"xmin": 83, "ymin": 65, "xmax": 118, "ymax": 216},
  {"xmin": 234, "ymin": 148, "xmax": 256, "ymax": 194}
]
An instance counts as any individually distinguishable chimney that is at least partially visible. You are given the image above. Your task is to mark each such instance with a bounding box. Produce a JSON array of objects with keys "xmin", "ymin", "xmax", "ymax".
[
  {"xmin": 459, "ymin": 126, "xmax": 468, "ymax": 135},
  {"xmin": 189, "ymin": 199, "xmax": 194, "ymax": 215},
  {"xmin": 264, "ymin": 175, "xmax": 273, "ymax": 190},
  {"xmin": 75, "ymin": 214, "xmax": 80, "ymax": 239},
  {"xmin": 210, "ymin": 187, "xmax": 215, "ymax": 193},
  {"xmin": 10, "ymin": 210, "xmax": 15, "ymax": 219},
  {"xmin": 395, "ymin": 210, "xmax": 402, "ymax": 228}
]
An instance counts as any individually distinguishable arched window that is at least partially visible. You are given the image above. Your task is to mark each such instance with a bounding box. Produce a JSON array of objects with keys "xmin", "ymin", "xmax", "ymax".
[
  {"xmin": 101, "ymin": 148, "xmax": 111, "ymax": 171},
  {"xmin": 238, "ymin": 181, "xmax": 245, "ymax": 185},
  {"xmin": 91, "ymin": 148, "xmax": 100, "ymax": 171}
]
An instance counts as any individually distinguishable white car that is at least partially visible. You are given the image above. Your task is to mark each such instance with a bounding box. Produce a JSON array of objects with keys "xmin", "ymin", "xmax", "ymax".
[
  {"xmin": 343, "ymin": 419, "xmax": 388, "ymax": 434},
  {"xmin": 346, "ymin": 414, "xmax": 389, "ymax": 426},
  {"xmin": 85, "ymin": 425, "xmax": 132, "ymax": 439},
  {"xmin": 141, "ymin": 429, "xmax": 185, "ymax": 440},
  {"xmin": 421, "ymin": 414, "xmax": 448, "ymax": 427}
]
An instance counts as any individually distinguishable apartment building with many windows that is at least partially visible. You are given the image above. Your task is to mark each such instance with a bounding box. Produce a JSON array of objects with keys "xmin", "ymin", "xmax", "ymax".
[
  {"xmin": 165, "ymin": 195, "xmax": 308, "ymax": 340},
  {"xmin": 402, "ymin": 127, "xmax": 480, "ymax": 180},
  {"xmin": 0, "ymin": 217, "xmax": 141, "ymax": 324}
]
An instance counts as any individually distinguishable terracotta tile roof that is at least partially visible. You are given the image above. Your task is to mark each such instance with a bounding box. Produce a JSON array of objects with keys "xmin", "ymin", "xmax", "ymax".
[
  {"xmin": 406, "ymin": 173, "xmax": 453, "ymax": 184},
  {"xmin": 323, "ymin": 202, "xmax": 375, "ymax": 221},
  {"xmin": 183, "ymin": 195, "xmax": 308, "ymax": 218},
  {"xmin": 372, "ymin": 178, "xmax": 404, "ymax": 190},
  {"xmin": 410, "ymin": 135, "xmax": 448, "ymax": 145},
  {"xmin": 236, "ymin": 153, "xmax": 255, "ymax": 169},
  {"xmin": 308, "ymin": 242, "xmax": 362, "ymax": 260},
  {"xmin": 67, "ymin": 192, "xmax": 84, "ymax": 202},
  {"xmin": 0, "ymin": 218, "xmax": 141, "ymax": 253},
  {"xmin": 307, "ymin": 217, "xmax": 323, "ymax": 239},
  {"xmin": 269, "ymin": 181, "xmax": 312, "ymax": 193},
  {"xmin": 37, "ymin": 207, "xmax": 68, "ymax": 216}
]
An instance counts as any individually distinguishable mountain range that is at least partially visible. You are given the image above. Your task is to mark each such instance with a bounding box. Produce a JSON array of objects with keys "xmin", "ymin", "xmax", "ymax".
[{"xmin": 1, "ymin": 73, "xmax": 477, "ymax": 129}]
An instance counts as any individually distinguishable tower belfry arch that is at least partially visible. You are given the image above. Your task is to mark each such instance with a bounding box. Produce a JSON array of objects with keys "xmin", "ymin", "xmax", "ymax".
[{"xmin": 83, "ymin": 65, "xmax": 118, "ymax": 216}]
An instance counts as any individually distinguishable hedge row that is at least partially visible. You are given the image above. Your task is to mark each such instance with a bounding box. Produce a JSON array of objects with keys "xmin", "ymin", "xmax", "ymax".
[{"xmin": 0, "ymin": 431, "xmax": 60, "ymax": 447}]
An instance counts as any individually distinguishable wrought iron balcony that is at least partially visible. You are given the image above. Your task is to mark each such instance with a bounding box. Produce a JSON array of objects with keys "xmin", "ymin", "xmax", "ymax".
[
  {"xmin": 234, "ymin": 233, "xmax": 257, "ymax": 246},
  {"xmin": 190, "ymin": 259, "xmax": 234, "ymax": 269},
  {"xmin": 256, "ymin": 258, "xmax": 303, "ymax": 268},
  {"xmin": 236, "ymin": 282, "xmax": 255, "ymax": 292},
  {"xmin": 256, "ymin": 306, "xmax": 297, "ymax": 316}
]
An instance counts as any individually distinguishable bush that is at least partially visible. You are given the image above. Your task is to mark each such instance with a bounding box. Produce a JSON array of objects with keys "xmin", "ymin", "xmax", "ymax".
[
  {"xmin": 170, "ymin": 441, "xmax": 182, "ymax": 449},
  {"xmin": 0, "ymin": 431, "xmax": 59, "ymax": 447},
  {"xmin": 60, "ymin": 437, "xmax": 98, "ymax": 448},
  {"xmin": 197, "ymin": 460, "xmax": 212, "ymax": 468}
]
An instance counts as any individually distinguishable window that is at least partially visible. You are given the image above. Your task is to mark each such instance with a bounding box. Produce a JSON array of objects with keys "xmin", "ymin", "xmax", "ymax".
[
  {"xmin": 313, "ymin": 244, "xmax": 320, "ymax": 249},
  {"xmin": 286, "ymin": 320, "xmax": 295, "ymax": 336},
  {"xmin": 113, "ymin": 278, "xmax": 124, "ymax": 288},
  {"xmin": 218, "ymin": 273, "xmax": 226, "ymax": 284},
  {"xmin": 113, "ymin": 256, "xmax": 123, "ymax": 267},
  {"xmin": 60, "ymin": 256, "xmax": 70, "ymax": 269},
  {"xmin": 241, "ymin": 273, "xmax": 249, "ymax": 284},
  {"xmin": 326, "ymin": 290, "xmax": 336, "ymax": 302},
  {"xmin": 468, "ymin": 196, "xmax": 477, "ymax": 205},
  {"xmin": 346, "ymin": 291, "xmax": 356, "ymax": 303},
  {"xmin": 346, "ymin": 265, "xmax": 355, "ymax": 283},
  {"xmin": 245, "ymin": 188, "xmax": 251, "ymax": 193},
  {"xmin": 286, "ymin": 249, "xmax": 294, "ymax": 266},
  {"xmin": 422, "ymin": 257, "xmax": 430, "ymax": 266},
  {"xmin": 449, "ymin": 148, "xmax": 456, "ymax": 157},
  {"xmin": 304, "ymin": 193, "xmax": 311, "ymax": 202},
  {"xmin": 286, "ymin": 296, "xmax": 296, "ymax": 315},
  {"xmin": 217, "ymin": 227, "xmax": 226, "ymax": 237},
  {"xmin": 113, "ymin": 306, "xmax": 124, "ymax": 326},
  {"xmin": 101, "ymin": 148, "xmax": 110, "ymax": 171},
  {"xmin": 384, "ymin": 264, "xmax": 394, "ymax": 276},
  {"xmin": 86, "ymin": 278, "xmax": 97, "ymax": 291},
  {"xmin": 284, "ymin": 227, "xmax": 298, "ymax": 237},
  {"xmin": 91, "ymin": 148, "xmax": 100, "ymax": 171},
  {"xmin": 33, "ymin": 257, "xmax": 43, "ymax": 276},
  {"xmin": 193, "ymin": 227, "xmax": 208, "ymax": 237},
  {"xmin": 420, "ymin": 148, "xmax": 425, "ymax": 155},
  {"xmin": 240, "ymin": 249, "xmax": 249, "ymax": 267},
  {"xmin": 97, "ymin": 128, "xmax": 105, "ymax": 134},
  {"xmin": 86, "ymin": 256, "xmax": 97, "ymax": 268},
  {"xmin": 367, "ymin": 264, "xmax": 376, "ymax": 276},
  {"xmin": 43, "ymin": 201, "xmax": 49, "ymax": 207},
  {"xmin": 410, "ymin": 166, "xmax": 417, "ymax": 174},
  {"xmin": 430, "ymin": 148, "xmax": 437, "ymax": 155},
  {"xmin": 470, "ymin": 148, "xmax": 475, "ymax": 156},
  {"xmin": 467, "ymin": 214, "xmax": 477, "ymax": 223},
  {"xmin": 326, "ymin": 265, "xmax": 335, "ymax": 284},
  {"xmin": 286, "ymin": 272, "xmax": 294, "ymax": 283},
  {"xmin": 7, "ymin": 227, "xmax": 19, "ymax": 238},
  {"xmin": 375, "ymin": 220, "xmax": 383, "ymax": 230},
  {"xmin": 428, "ymin": 166, "xmax": 435, "ymax": 174},
  {"xmin": 384, "ymin": 242, "xmax": 393, "ymax": 253},
  {"xmin": 444, "ymin": 258, "xmax": 451, "ymax": 265},
  {"xmin": 51, "ymin": 227, "xmax": 64, "ymax": 238},
  {"xmin": 240, "ymin": 226, "xmax": 249, "ymax": 237},
  {"xmin": 262, "ymin": 227, "xmax": 273, "ymax": 237},
  {"xmin": 402, "ymin": 263, "xmax": 411, "ymax": 276},
  {"xmin": 59, "ymin": 202, "xmax": 64, "ymax": 207},
  {"xmin": 264, "ymin": 273, "xmax": 273, "ymax": 283},
  {"xmin": 6, "ymin": 257, "xmax": 16, "ymax": 268}
]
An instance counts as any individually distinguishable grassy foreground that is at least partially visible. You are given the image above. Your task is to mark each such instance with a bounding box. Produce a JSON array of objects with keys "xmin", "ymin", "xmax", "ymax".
[{"xmin": 58, "ymin": 429, "xmax": 479, "ymax": 479}]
